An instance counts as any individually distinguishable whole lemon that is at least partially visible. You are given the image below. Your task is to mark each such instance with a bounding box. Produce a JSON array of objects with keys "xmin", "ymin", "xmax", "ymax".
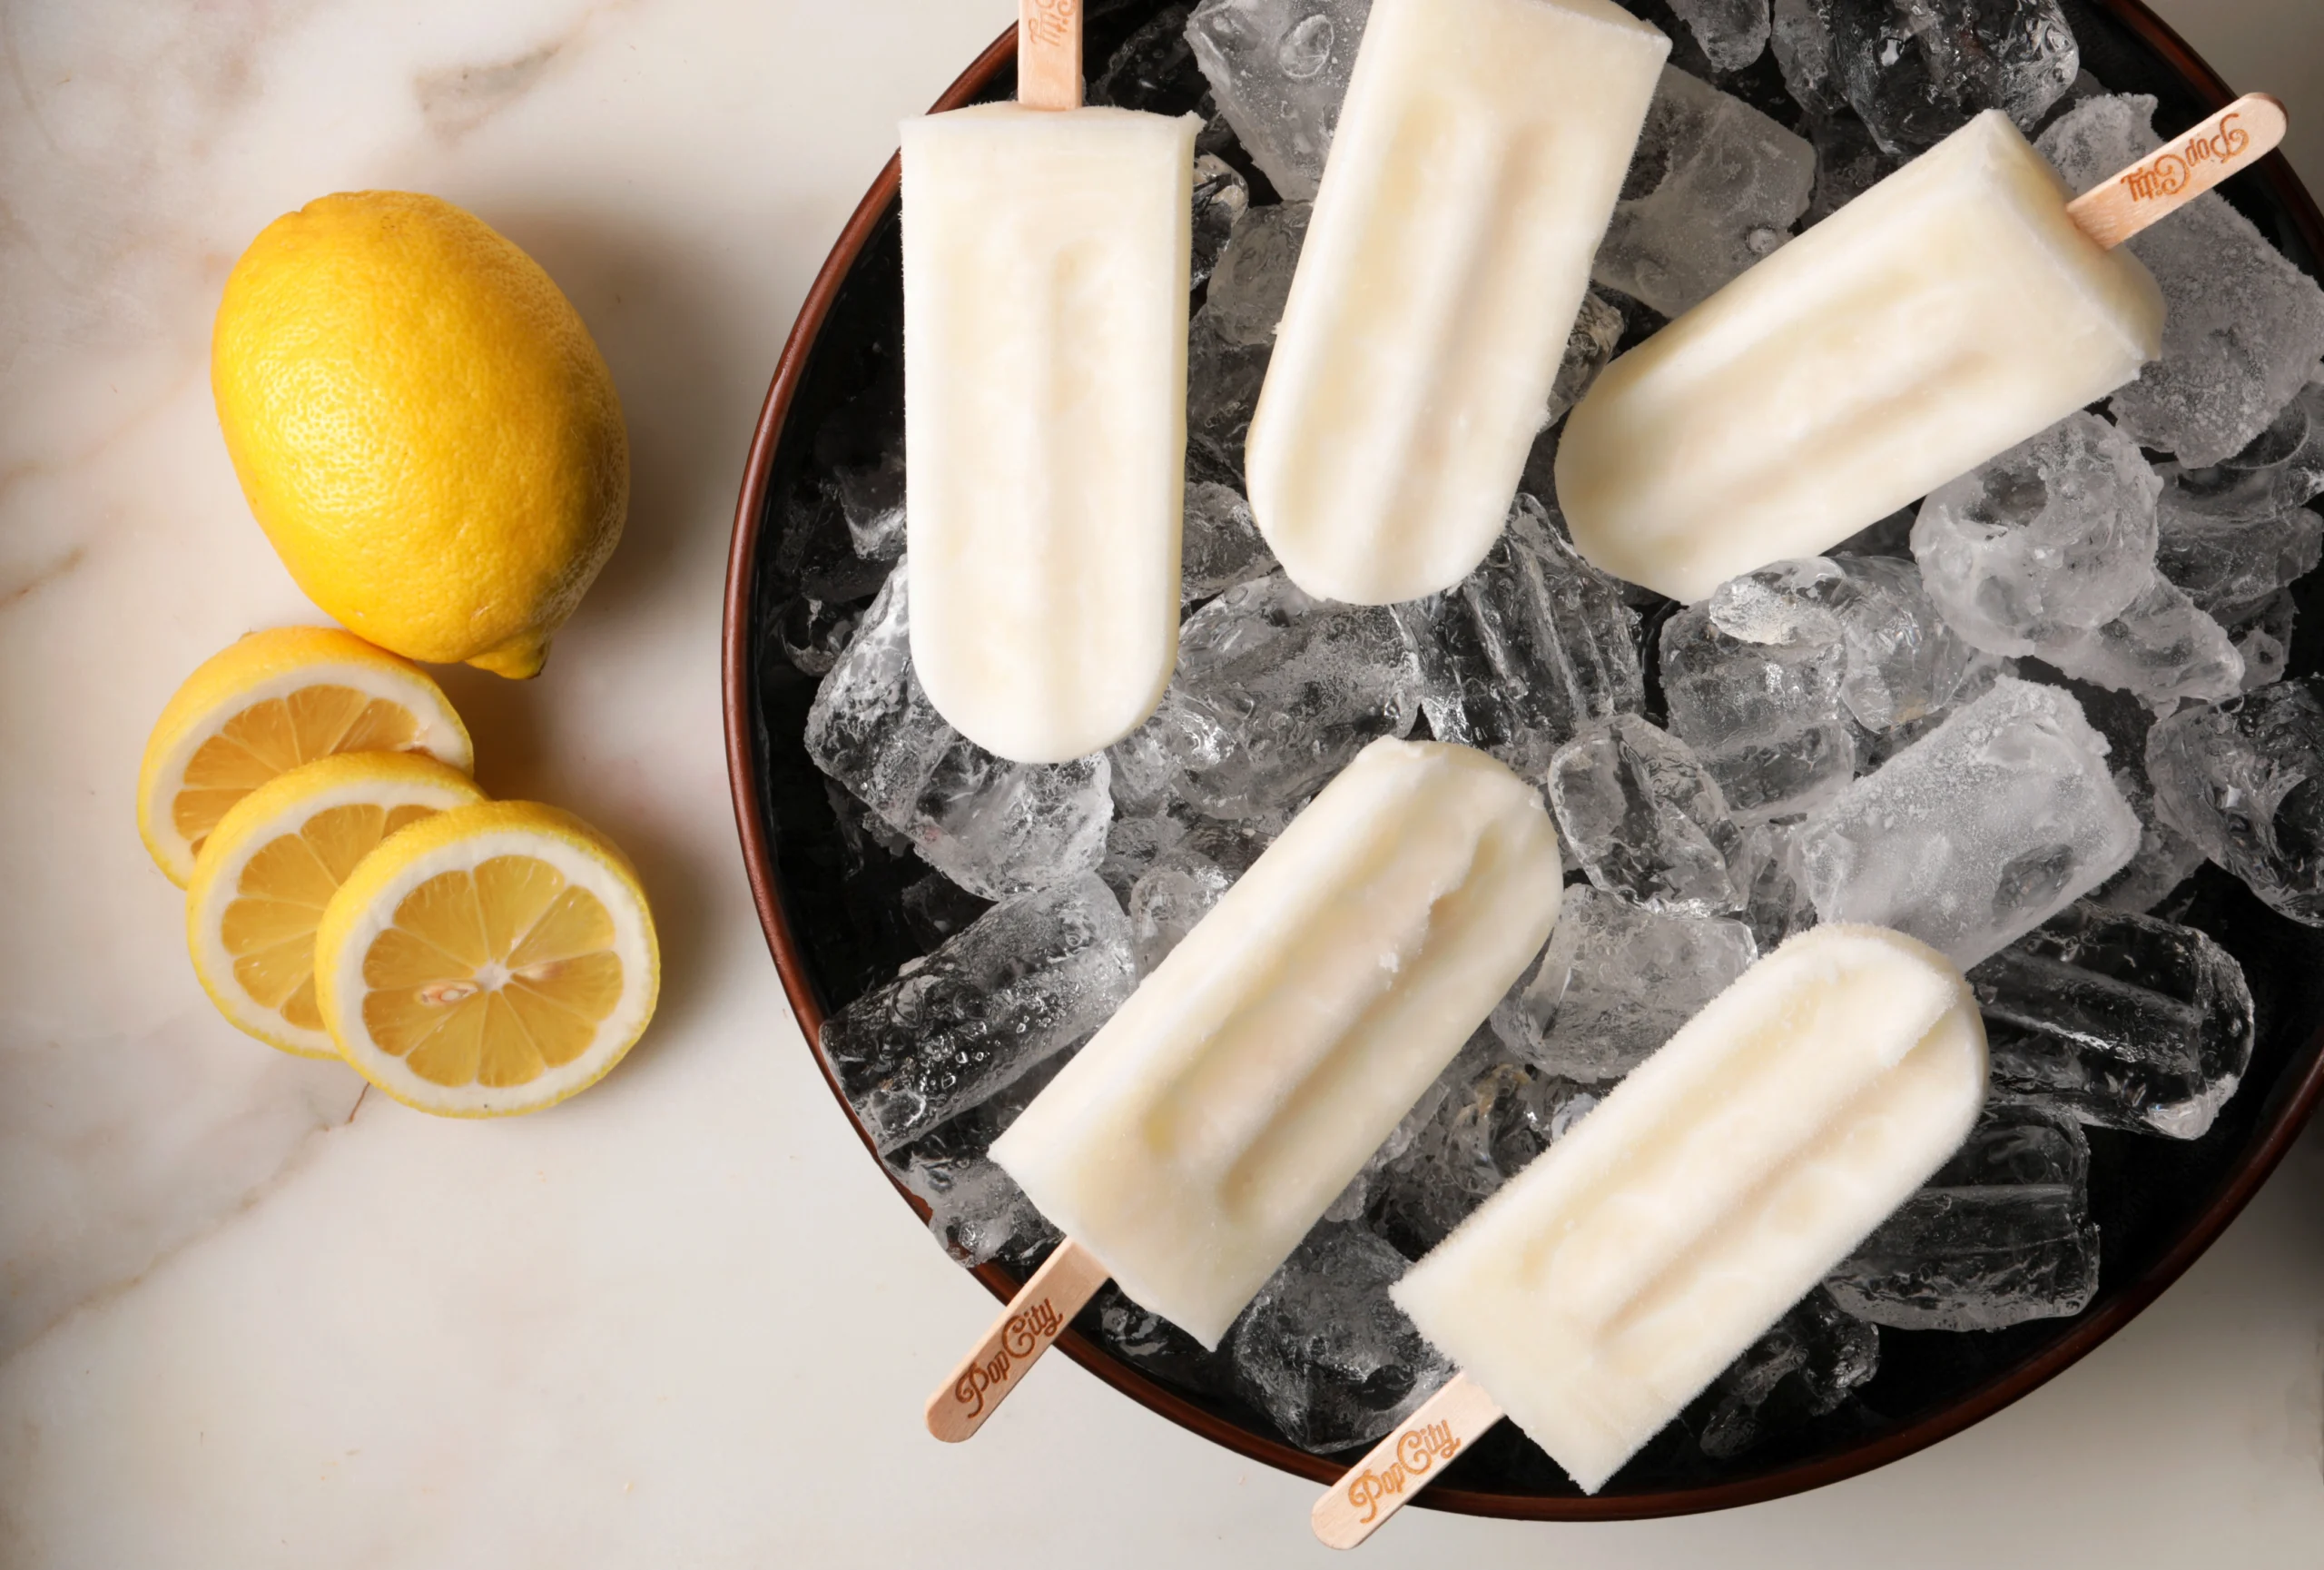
[{"xmin": 212, "ymin": 192, "xmax": 628, "ymax": 678}]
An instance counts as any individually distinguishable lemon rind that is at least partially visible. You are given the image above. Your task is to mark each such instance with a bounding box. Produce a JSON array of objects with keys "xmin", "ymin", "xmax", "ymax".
[{"xmin": 139, "ymin": 636, "xmax": 473, "ymax": 885}]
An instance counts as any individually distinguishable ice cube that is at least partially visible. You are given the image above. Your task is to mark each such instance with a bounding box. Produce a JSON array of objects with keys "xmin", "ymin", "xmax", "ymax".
[
  {"xmin": 1089, "ymin": 2, "xmax": 1214, "ymax": 117},
  {"xmin": 1666, "ymin": 0, "xmax": 1773, "ymax": 72},
  {"xmin": 892, "ymin": 1052, "xmax": 1078, "ymax": 1269},
  {"xmin": 1199, "ymin": 199, "xmax": 1310, "ymax": 347},
  {"xmin": 1740, "ymin": 817, "xmax": 1820, "ymax": 950},
  {"xmin": 1096, "ymin": 811, "xmax": 1183, "ymax": 902},
  {"xmin": 1769, "ymin": 0, "xmax": 1838, "ymax": 115},
  {"xmin": 1593, "ymin": 66, "xmax": 1816, "ymax": 318},
  {"xmin": 1126, "ymin": 819, "xmax": 1271, "ymax": 973},
  {"xmin": 1093, "ymin": 1282, "xmax": 1239, "ymax": 1397},
  {"xmin": 1229, "ymin": 1223, "xmax": 1454, "ymax": 1453},
  {"xmin": 1180, "ymin": 479, "xmax": 1278, "ymax": 603},
  {"xmin": 2040, "ymin": 573, "xmax": 2243, "ymax": 708},
  {"xmin": 1548, "ymin": 290, "xmax": 1626, "ymax": 427},
  {"xmin": 1491, "ymin": 885, "xmax": 1758, "ymax": 1081},
  {"xmin": 1393, "ymin": 495, "xmax": 1644, "ymax": 774},
  {"xmin": 1909, "ymin": 412, "xmax": 2162, "ymax": 657},
  {"xmin": 1325, "ymin": 1039, "xmax": 1480, "ymax": 1228},
  {"xmin": 804, "ymin": 563, "xmax": 1115, "ymax": 899},
  {"xmin": 2154, "ymin": 488, "xmax": 2323, "ymax": 620},
  {"xmin": 1368, "ymin": 1043, "xmax": 1599, "ymax": 1254},
  {"xmin": 1186, "ymin": 201, "xmax": 1312, "ymax": 473},
  {"xmin": 1547, "ymin": 714, "xmax": 1754, "ymax": 914},
  {"xmin": 2038, "ymin": 95, "xmax": 2324, "ymax": 467},
  {"xmin": 1659, "ymin": 571, "xmax": 1858, "ymax": 820},
  {"xmin": 1827, "ymin": 1101, "xmax": 2100, "ymax": 1330},
  {"xmin": 771, "ymin": 594, "xmax": 859, "ymax": 677},
  {"xmin": 1717, "ymin": 554, "xmax": 1980, "ymax": 732},
  {"xmin": 1970, "ymin": 900, "xmax": 2254, "ymax": 1138},
  {"xmin": 1826, "ymin": 0, "xmax": 2079, "ymax": 159},
  {"xmin": 1797, "ymin": 677, "xmax": 2141, "ymax": 968},
  {"xmin": 833, "ymin": 430, "xmax": 907, "ymax": 561},
  {"xmin": 901, "ymin": 1151, "xmax": 1059, "ymax": 1269},
  {"xmin": 820, "ymin": 873, "xmax": 1137, "ymax": 1152},
  {"xmin": 2230, "ymin": 591, "xmax": 2298, "ymax": 693},
  {"xmin": 2148, "ymin": 678, "xmax": 2324, "ymax": 925},
  {"xmin": 1185, "ymin": 0, "xmax": 1369, "ymax": 201},
  {"xmin": 1189, "ymin": 153, "xmax": 1253, "ymax": 290},
  {"xmin": 1107, "ymin": 712, "xmax": 1185, "ymax": 820},
  {"xmin": 1695, "ymin": 1288, "xmax": 1879, "ymax": 1460},
  {"xmin": 1148, "ymin": 572, "xmax": 1419, "ymax": 820},
  {"xmin": 898, "ymin": 873, "xmax": 990, "ymax": 950},
  {"xmin": 2093, "ymin": 765, "xmax": 2207, "ymax": 915},
  {"xmin": 2158, "ymin": 380, "xmax": 2324, "ymax": 523}
]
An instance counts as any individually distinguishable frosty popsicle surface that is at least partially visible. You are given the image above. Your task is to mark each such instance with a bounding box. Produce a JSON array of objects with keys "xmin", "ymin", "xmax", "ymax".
[
  {"xmin": 927, "ymin": 738, "xmax": 1562, "ymax": 1442},
  {"xmin": 993, "ymin": 738, "xmax": 1565, "ymax": 1348},
  {"xmin": 900, "ymin": 0, "xmax": 1195, "ymax": 763},
  {"xmin": 1245, "ymin": 0, "xmax": 1669, "ymax": 607},
  {"xmin": 1315, "ymin": 925, "xmax": 1986, "ymax": 1542},
  {"xmin": 1558, "ymin": 110, "xmax": 2162, "ymax": 603},
  {"xmin": 1559, "ymin": 94, "xmax": 2289, "ymax": 604}
]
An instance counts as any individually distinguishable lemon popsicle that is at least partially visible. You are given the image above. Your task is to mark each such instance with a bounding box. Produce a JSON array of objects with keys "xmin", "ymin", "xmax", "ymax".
[
  {"xmin": 901, "ymin": 1, "xmax": 1196, "ymax": 764},
  {"xmin": 1316, "ymin": 926, "xmax": 1986, "ymax": 1542},
  {"xmin": 1559, "ymin": 95, "xmax": 2290, "ymax": 603},
  {"xmin": 1245, "ymin": 0, "xmax": 1669, "ymax": 607},
  {"xmin": 928, "ymin": 738, "xmax": 1564, "ymax": 1440}
]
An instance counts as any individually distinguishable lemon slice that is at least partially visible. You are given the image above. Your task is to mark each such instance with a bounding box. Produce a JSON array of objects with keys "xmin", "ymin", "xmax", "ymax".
[
  {"xmin": 315, "ymin": 802, "xmax": 659, "ymax": 1116},
  {"xmin": 187, "ymin": 752, "xmax": 487, "ymax": 1058},
  {"xmin": 140, "ymin": 627, "xmax": 474, "ymax": 885}
]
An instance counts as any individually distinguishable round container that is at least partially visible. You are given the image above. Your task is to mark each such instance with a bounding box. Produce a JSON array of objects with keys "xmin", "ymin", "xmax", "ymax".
[{"xmin": 724, "ymin": 0, "xmax": 2324, "ymax": 1520}]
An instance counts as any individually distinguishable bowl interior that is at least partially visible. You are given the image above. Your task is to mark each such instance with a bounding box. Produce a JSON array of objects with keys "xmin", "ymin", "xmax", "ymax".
[{"xmin": 725, "ymin": 0, "xmax": 2324, "ymax": 1520}]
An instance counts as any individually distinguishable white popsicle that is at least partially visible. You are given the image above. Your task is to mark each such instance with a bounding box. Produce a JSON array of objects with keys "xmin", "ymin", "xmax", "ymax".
[
  {"xmin": 1315, "ymin": 926, "xmax": 1987, "ymax": 1543},
  {"xmin": 928, "ymin": 738, "xmax": 1563, "ymax": 1441},
  {"xmin": 1245, "ymin": 0, "xmax": 1669, "ymax": 607},
  {"xmin": 901, "ymin": 2, "xmax": 1196, "ymax": 763},
  {"xmin": 1559, "ymin": 96, "xmax": 2290, "ymax": 603}
]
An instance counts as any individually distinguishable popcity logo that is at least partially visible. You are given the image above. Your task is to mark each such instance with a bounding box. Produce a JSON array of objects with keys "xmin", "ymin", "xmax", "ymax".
[
  {"xmin": 949, "ymin": 1297, "xmax": 1065, "ymax": 1418},
  {"xmin": 2118, "ymin": 111, "xmax": 2253, "ymax": 202},
  {"xmin": 1022, "ymin": 0, "xmax": 1077, "ymax": 46},
  {"xmin": 1344, "ymin": 1420, "xmax": 1464, "ymax": 1524}
]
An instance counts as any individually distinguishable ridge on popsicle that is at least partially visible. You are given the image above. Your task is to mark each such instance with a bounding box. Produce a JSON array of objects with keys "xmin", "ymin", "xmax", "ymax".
[
  {"xmin": 1242, "ymin": 0, "xmax": 1671, "ymax": 607},
  {"xmin": 926, "ymin": 736, "xmax": 1566, "ymax": 1441},
  {"xmin": 899, "ymin": 0, "xmax": 1198, "ymax": 764},
  {"xmin": 1315, "ymin": 924, "xmax": 1991, "ymax": 1545},
  {"xmin": 1557, "ymin": 91, "xmax": 2290, "ymax": 603}
]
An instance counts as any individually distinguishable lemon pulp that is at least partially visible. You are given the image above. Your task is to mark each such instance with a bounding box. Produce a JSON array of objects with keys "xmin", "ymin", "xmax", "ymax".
[
  {"xmin": 361, "ymin": 855, "xmax": 625, "ymax": 1089},
  {"xmin": 224, "ymin": 801, "xmax": 442, "ymax": 1033},
  {"xmin": 180, "ymin": 688, "xmax": 424, "ymax": 859}
]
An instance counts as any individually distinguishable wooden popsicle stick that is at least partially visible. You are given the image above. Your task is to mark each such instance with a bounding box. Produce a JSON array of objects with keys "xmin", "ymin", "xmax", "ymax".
[
  {"xmin": 2067, "ymin": 92, "xmax": 2287, "ymax": 250},
  {"xmin": 1019, "ymin": 0, "xmax": 1083, "ymax": 112},
  {"xmin": 1311, "ymin": 1373, "xmax": 1506, "ymax": 1549},
  {"xmin": 924, "ymin": 1237, "xmax": 1108, "ymax": 1442}
]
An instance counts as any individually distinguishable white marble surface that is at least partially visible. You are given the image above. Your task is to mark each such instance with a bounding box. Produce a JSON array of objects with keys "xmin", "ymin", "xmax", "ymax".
[{"xmin": 1, "ymin": 1, "xmax": 2320, "ymax": 1564}]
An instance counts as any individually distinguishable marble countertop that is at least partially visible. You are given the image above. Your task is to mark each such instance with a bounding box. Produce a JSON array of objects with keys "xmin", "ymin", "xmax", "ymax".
[{"xmin": 4, "ymin": 1, "xmax": 2322, "ymax": 1564}]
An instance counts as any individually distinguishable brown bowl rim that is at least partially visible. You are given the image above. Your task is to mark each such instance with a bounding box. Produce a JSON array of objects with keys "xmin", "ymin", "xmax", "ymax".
[{"xmin": 722, "ymin": 1, "xmax": 2324, "ymax": 1521}]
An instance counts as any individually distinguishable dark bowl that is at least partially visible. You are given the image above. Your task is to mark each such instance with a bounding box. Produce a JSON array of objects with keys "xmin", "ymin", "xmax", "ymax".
[{"xmin": 724, "ymin": 0, "xmax": 2324, "ymax": 1521}]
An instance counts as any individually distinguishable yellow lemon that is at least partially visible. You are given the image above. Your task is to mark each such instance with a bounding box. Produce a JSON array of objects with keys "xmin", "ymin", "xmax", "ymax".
[
  {"xmin": 139, "ymin": 626, "xmax": 474, "ymax": 886},
  {"xmin": 187, "ymin": 752, "xmax": 487, "ymax": 1058},
  {"xmin": 314, "ymin": 801, "xmax": 659, "ymax": 1117},
  {"xmin": 212, "ymin": 191, "xmax": 628, "ymax": 678}
]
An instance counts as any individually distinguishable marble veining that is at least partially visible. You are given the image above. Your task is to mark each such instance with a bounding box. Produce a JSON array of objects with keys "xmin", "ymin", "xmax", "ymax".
[{"xmin": 0, "ymin": 1, "xmax": 2319, "ymax": 1565}]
